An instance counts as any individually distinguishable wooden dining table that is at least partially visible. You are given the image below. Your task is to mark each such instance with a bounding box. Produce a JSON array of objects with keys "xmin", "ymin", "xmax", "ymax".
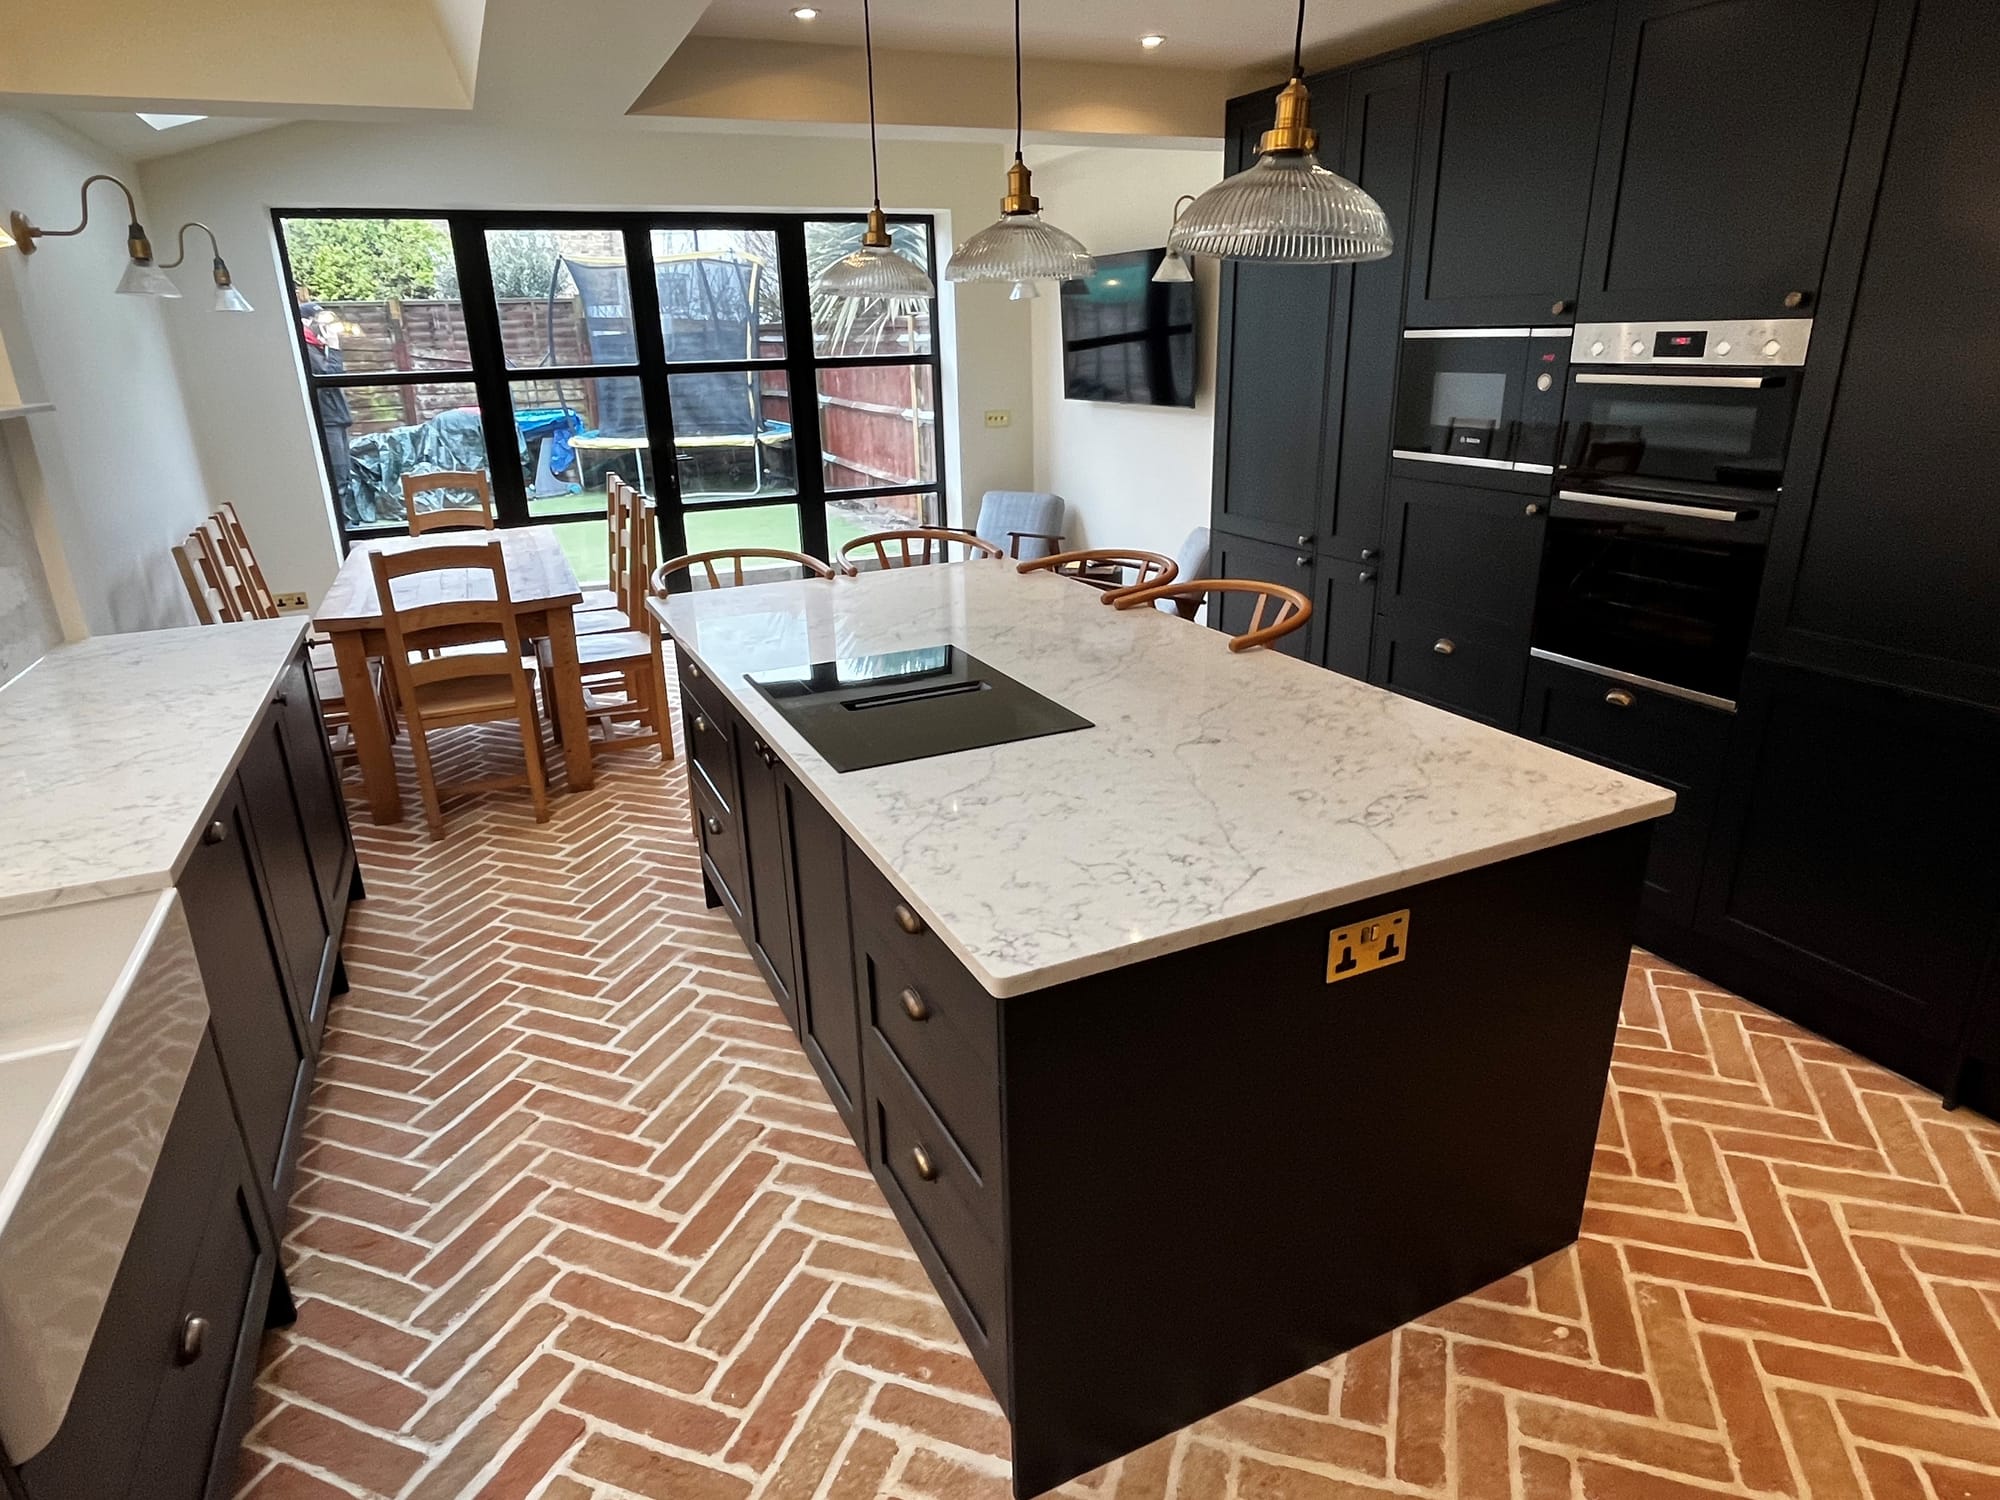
[{"xmin": 315, "ymin": 526, "xmax": 594, "ymax": 824}]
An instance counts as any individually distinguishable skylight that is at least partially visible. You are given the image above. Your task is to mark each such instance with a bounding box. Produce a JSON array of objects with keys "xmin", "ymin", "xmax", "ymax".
[{"xmin": 135, "ymin": 113, "xmax": 208, "ymax": 131}]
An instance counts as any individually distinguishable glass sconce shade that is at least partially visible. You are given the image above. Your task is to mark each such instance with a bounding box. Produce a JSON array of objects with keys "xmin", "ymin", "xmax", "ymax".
[{"xmin": 116, "ymin": 258, "xmax": 182, "ymax": 297}]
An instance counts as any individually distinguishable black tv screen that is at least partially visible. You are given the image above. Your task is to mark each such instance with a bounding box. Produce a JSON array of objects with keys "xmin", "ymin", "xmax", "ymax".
[{"xmin": 1060, "ymin": 249, "xmax": 1197, "ymax": 408}]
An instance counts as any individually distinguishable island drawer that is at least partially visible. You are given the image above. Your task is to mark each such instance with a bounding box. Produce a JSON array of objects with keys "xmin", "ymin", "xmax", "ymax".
[
  {"xmin": 1372, "ymin": 606, "xmax": 1528, "ymax": 732},
  {"xmin": 683, "ymin": 691, "xmax": 735, "ymax": 812},
  {"xmin": 676, "ymin": 649, "xmax": 727, "ymax": 727},
  {"xmin": 692, "ymin": 771, "xmax": 747, "ymax": 922},
  {"xmin": 866, "ymin": 1034, "xmax": 1004, "ymax": 1368}
]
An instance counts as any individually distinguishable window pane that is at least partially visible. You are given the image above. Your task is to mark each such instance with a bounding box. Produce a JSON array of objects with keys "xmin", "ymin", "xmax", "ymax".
[
  {"xmin": 282, "ymin": 216, "xmax": 468, "ymax": 375},
  {"xmin": 679, "ymin": 505, "xmax": 806, "ymax": 567},
  {"xmin": 326, "ymin": 380, "xmax": 484, "ymax": 530},
  {"xmin": 486, "ymin": 228, "xmax": 635, "ymax": 369},
  {"xmin": 807, "ymin": 220, "xmax": 934, "ymax": 356},
  {"xmin": 827, "ymin": 494, "xmax": 938, "ymax": 559},
  {"xmin": 546, "ymin": 517, "xmax": 615, "ymax": 589},
  {"xmin": 818, "ymin": 366, "xmax": 936, "ymax": 491},
  {"xmin": 651, "ymin": 228, "xmax": 784, "ymax": 362},
  {"xmin": 509, "ymin": 376, "xmax": 652, "ymax": 517},
  {"xmin": 670, "ymin": 370, "xmax": 796, "ymax": 502}
]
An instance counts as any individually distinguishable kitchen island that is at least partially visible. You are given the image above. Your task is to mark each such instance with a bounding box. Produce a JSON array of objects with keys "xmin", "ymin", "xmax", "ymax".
[{"xmin": 654, "ymin": 561, "xmax": 1673, "ymax": 1497}]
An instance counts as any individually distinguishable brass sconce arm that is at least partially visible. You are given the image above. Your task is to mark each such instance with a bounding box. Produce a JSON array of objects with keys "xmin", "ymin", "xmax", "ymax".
[
  {"xmin": 157, "ymin": 221, "xmax": 223, "ymax": 271},
  {"xmin": 9, "ymin": 173, "xmax": 157, "ymax": 263}
]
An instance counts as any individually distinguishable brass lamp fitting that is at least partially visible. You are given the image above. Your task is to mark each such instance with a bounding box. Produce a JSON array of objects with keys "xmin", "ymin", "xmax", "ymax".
[
  {"xmin": 1258, "ymin": 76, "xmax": 1319, "ymax": 157},
  {"xmin": 861, "ymin": 205, "xmax": 893, "ymax": 250},
  {"xmin": 1000, "ymin": 158, "xmax": 1040, "ymax": 217}
]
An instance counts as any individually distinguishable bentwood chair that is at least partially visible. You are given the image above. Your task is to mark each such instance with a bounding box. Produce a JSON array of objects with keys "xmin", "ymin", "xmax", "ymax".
[
  {"xmin": 837, "ymin": 527, "xmax": 1005, "ymax": 575},
  {"xmin": 403, "ymin": 470, "xmax": 497, "ymax": 534},
  {"xmin": 542, "ymin": 494, "xmax": 675, "ymax": 762},
  {"xmin": 1017, "ymin": 547, "xmax": 1177, "ymax": 603},
  {"xmin": 656, "ymin": 548, "xmax": 836, "ymax": 590},
  {"xmin": 370, "ymin": 541, "xmax": 550, "ymax": 836},
  {"xmin": 1113, "ymin": 578, "xmax": 1314, "ymax": 652}
]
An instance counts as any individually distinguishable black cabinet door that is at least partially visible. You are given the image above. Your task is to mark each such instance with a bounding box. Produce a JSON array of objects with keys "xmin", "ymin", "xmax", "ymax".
[
  {"xmin": 735, "ymin": 726, "xmax": 801, "ymax": 1029},
  {"xmin": 177, "ymin": 779, "xmax": 312, "ymax": 1207},
  {"xmin": 1316, "ymin": 558, "xmax": 1379, "ymax": 680},
  {"xmin": 1404, "ymin": 6, "xmax": 1613, "ymax": 328},
  {"xmin": 1379, "ymin": 475, "xmax": 1545, "ymax": 630},
  {"xmin": 15, "ymin": 1036, "xmax": 276, "ymax": 1500},
  {"xmin": 1206, "ymin": 530, "xmax": 1318, "ymax": 661},
  {"xmin": 1318, "ymin": 54, "xmax": 1423, "ymax": 562},
  {"xmin": 786, "ymin": 779, "xmax": 864, "ymax": 1133},
  {"xmin": 276, "ymin": 654, "xmax": 355, "ymax": 921},
  {"xmin": 237, "ymin": 699, "xmax": 334, "ymax": 1038},
  {"xmin": 1212, "ymin": 86, "xmax": 1343, "ymax": 547},
  {"xmin": 1577, "ymin": 0, "xmax": 1881, "ymax": 323},
  {"xmin": 1696, "ymin": 660, "xmax": 2000, "ymax": 1077},
  {"xmin": 1371, "ymin": 606, "xmax": 1530, "ymax": 731},
  {"xmin": 1754, "ymin": 0, "xmax": 1999, "ymax": 707}
]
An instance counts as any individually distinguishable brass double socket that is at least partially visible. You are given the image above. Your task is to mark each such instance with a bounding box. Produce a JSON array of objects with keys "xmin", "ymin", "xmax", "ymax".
[{"xmin": 1325, "ymin": 909, "xmax": 1410, "ymax": 984}]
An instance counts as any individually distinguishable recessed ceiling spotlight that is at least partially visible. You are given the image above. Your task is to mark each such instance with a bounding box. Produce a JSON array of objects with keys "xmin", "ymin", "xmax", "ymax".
[
  {"xmin": 1139, "ymin": 33, "xmax": 1166, "ymax": 49},
  {"xmin": 792, "ymin": 6, "xmax": 819, "ymax": 18}
]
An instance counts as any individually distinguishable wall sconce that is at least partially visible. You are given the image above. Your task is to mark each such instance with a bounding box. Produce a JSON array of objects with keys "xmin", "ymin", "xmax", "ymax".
[
  {"xmin": 9, "ymin": 173, "xmax": 181, "ymax": 298},
  {"xmin": 159, "ymin": 222, "xmax": 253, "ymax": 312},
  {"xmin": 1152, "ymin": 196, "xmax": 1198, "ymax": 284}
]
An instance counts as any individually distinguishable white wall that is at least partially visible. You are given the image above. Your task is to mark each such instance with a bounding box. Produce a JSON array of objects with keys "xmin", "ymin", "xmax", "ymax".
[
  {"xmin": 1027, "ymin": 145, "xmax": 1223, "ymax": 559},
  {"xmin": 139, "ymin": 121, "xmax": 1040, "ymax": 601},
  {"xmin": 0, "ymin": 441, "xmax": 65, "ymax": 683},
  {"xmin": 0, "ymin": 112, "xmax": 215, "ymax": 635}
]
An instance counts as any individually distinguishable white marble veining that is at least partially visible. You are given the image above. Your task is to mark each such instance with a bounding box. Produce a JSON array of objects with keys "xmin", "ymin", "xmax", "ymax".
[
  {"xmin": 0, "ymin": 890, "xmax": 209, "ymax": 1461},
  {"xmin": 657, "ymin": 563, "xmax": 1675, "ymax": 997},
  {"xmin": 0, "ymin": 618, "xmax": 305, "ymax": 915}
]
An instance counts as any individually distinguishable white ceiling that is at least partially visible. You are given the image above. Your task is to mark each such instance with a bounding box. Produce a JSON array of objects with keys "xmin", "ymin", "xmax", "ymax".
[
  {"xmin": 692, "ymin": 0, "xmax": 1531, "ymax": 67},
  {"xmin": 55, "ymin": 112, "xmax": 286, "ymax": 162}
]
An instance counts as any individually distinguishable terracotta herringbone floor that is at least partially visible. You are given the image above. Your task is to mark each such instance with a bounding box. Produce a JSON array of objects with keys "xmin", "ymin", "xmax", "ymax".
[{"xmin": 234, "ymin": 719, "xmax": 2000, "ymax": 1500}]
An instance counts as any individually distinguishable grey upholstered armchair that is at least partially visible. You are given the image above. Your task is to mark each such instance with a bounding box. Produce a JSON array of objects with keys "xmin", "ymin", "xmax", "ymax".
[{"xmin": 974, "ymin": 491, "xmax": 1066, "ymax": 561}]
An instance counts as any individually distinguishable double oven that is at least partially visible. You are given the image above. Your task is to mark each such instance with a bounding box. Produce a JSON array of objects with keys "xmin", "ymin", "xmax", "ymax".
[{"xmin": 1393, "ymin": 317, "xmax": 1813, "ymax": 709}]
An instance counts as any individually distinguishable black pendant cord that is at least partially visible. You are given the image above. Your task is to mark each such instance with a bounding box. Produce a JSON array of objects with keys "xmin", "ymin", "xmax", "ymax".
[
  {"xmin": 1292, "ymin": 0, "xmax": 1307, "ymax": 79},
  {"xmin": 864, "ymin": 0, "xmax": 883, "ymax": 210},
  {"xmin": 1013, "ymin": 0, "xmax": 1025, "ymax": 163}
]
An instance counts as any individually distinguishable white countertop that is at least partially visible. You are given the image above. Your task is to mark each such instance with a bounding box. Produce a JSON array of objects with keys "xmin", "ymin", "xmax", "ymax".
[
  {"xmin": 656, "ymin": 563, "xmax": 1674, "ymax": 997},
  {"xmin": 0, "ymin": 619, "xmax": 306, "ymax": 916}
]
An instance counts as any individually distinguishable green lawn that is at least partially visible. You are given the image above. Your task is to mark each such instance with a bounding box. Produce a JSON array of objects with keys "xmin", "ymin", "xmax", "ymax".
[{"xmin": 543, "ymin": 500, "xmax": 888, "ymax": 585}]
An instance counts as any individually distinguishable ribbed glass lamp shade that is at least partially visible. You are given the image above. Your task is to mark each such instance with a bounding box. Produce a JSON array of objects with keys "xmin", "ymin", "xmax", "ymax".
[
  {"xmin": 1168, "ymin": 151, "xmax": 1393, "ymax": 264},
  {"xmin": 1151, "ymin": 246, "xmax": 1194, "ymax": 283},
  {"xmin": 946, "ymin": 212, "xmax": 1094, "ymax": 285},
  {"xmin": 214, "ymin": 283, "xmax": 255, "ymax": 313},
  {"xmin": 116, "ymin": 258, "xmax": 181, "ymax": 297},
  {"xmin": 813, "ymin": 244, "xmax": 935, "ymax": 301}
]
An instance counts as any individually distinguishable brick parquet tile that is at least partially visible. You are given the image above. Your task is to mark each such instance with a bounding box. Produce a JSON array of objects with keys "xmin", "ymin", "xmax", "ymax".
[{"xmin": 240, "ymin": 701, "xmax": 2000, "ymax": 1498}]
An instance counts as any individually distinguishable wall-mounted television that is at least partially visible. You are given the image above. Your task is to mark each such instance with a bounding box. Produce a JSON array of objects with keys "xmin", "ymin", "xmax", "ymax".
[{"xmin": 1059, "ymin": 249, "xmax": 1197, "ymax": 408}]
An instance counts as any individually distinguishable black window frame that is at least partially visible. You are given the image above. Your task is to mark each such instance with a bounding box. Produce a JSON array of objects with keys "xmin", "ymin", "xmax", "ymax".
[{"xmin": 272, "ymin": 207, "xmax": 947, "ymax": 579}]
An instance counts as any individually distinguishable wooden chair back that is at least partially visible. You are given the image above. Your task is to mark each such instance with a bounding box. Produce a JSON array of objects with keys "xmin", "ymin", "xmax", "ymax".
[
  {"xmin": 216, "ymin": 502, "xmax": 280, "ymax": 617},
  {"xmin": 837, "ymin": 527, "xmax": 1005, "ymax": 575},
  {"xmin": 655, "ymin": 549, "xmax": 835, "ymax": 591},
  {"xmin": 1112, "ymin": 578, "xmax": 1314, "ymax": 652},
  {"xmin": 604, "ymin": 478, "xmax": 634, "ymax": 614},
  {"xmin": 629, "ymin": 496, "xmax": 661, "ymax": 639},
  {"xmin": 173, "ymin": 540, "xmax": 224, "ymax": 625},
  {"xmin": 187, "ymin": 522, "xmax": 250, "ymax": 622},
  {"xmin": 403, "ymin": 470, "xmax": 496, "ymax": 535},
  {"xmin": 1017, "ymin": 547, "xmax": 1178, "ymax": 603}
]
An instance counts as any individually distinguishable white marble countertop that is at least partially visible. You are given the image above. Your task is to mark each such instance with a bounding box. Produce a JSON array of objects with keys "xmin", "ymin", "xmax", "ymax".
[
  {"xmin": 655, "ymin": 563, "xmax": 1674, "ymax": 997},
  {"xmin": 0, "ymin": 619, "xmax": 305, "ymax": 916}
]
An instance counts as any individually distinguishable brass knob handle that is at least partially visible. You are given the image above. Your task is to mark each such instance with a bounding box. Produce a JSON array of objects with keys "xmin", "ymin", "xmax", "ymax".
[
  {"xmin": 1433, "ymin": 638, "xmax": 1456, "ymax": 656},
  {"xmin": 704, "ymin": 815, "xmax": 722, "ymax": 835},
  {"xmin": 893, "ymin": 903, "xmax": 925, "ymax": 935},
  {"xmin": 1296, "ymin": 534, "xmax": 1311, "ymax": 548},
  {"xmin": 911, "ymin": 1144, "xmax": 937, "ymax": 1182},
  {"xmin": 688, "ymin": 662, "xmax": 702, "ymax": 679},
  {"xmin": 1550, "ymin": 299, "xmax": 1572, "ymax": 316},
  {"xmin": 1525, "ymin": 503, "xmax": 1543, "ymax": 516},
  {"xmin": 176, "ymin": 1314, "xmax": 208, "ymax": 1365},
  {"xmin": 1359, "ymin": 570, "xmax": 1377, "ymax": 583},
  {"xmin": 1360, "ymin": 548, "xmax": 1380, "ymax": 561},
  {"xmin": 1783, "ymin": 290, "xmax": 1809, "ymax": 310},
  {"xmin": 694, "ymin": 714, "xmax": 708, "ymax": 733},
  {"xmin": 1295, "ymin": 554, "xmax": 1312, "ymax": 568},
  {"xmin": 900, "ymin": 986, "xmax": 930, "ymax": 1021},
  {"xmin": 203, "ymin": 820, "xmax": 227, "ymax": 845},
  {"xmin": 273, "ymin": 690, "xmax": 289, "ymax": 707},
  {"xmin": 1604, "ymin": 689, "xmax": 1636, "ymax": 708}
]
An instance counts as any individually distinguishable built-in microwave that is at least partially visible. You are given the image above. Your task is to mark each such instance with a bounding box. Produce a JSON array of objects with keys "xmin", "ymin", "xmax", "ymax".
[
  {"xmin": 1392, "ymin": 327, "xmax": 1571, "ymax": 475},
  {"xmin": 1558, "ymin": 319, "xmax": 1812, "ymax": 500}
]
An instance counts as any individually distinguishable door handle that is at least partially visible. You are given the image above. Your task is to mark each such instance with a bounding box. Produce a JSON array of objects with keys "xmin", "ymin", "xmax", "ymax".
[
  {"xmin": 1525, "ymin": 503, "xmax": 1543, "ymax": 516},
  {"xmin": 202, "ymin": 820, "xmax": 227, "ymax": 845},
  {"xmin": 694, "ymin": 714, "xmax": 708, "ymax": 733},
  {"xmin": 893, "ymin": 903, "xmax": 926, "ymax": 936},
  {"xmin": 704, "ymin": 815, "xmax": 722, "ymax": 836},
  {"xmin": 911, "ymin": 1144, "xmax": 937, "ymax": 1182},
  {"xmin": 1359, "ymin": 570, "xmax": 1377, "ymax": 584},
  {"xmin": 176, "ymin": 1314, "xmax": 208, "ymax": 1365},
  {"xmin": 900, "ymin": 986, "xmax": 930, "ymax": 1022},
  {"xmin": 1604, "ymin": 689, "xmax": 1636, "ymax": 708},
  {"xmin": 1360, "ymin": 548, "xmax": 1380, "ymax": 561},
  {"xmin": 1433, "ymin": 638, "xmax": 1456, "ymax": 656},
  {"xmin": 1295, "ymin": 554, "xmax": 1312, "ymax": 568},
  {"xmin": 1296, "ymin": 535, "xmax": 1311, "ymax": 548}
]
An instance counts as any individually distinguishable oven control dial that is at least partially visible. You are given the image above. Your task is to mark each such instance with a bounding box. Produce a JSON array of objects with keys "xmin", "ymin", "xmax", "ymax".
[
  {"xmin": 1590, "ymin": 340, "xmax": 1606, "ymax": 357},
  {"xmin": 1714, "ymin": 340, "xmax": 1732, "ymax": 357},
  {"xmin": 1762, "ymin": 338, "xmax": 1783, "ymax": 357},
  {"xmin": 1536, "ymin": 372, "xmax": 1554, "ymax": 392},
  {"xmin": 1631, "ymin": 339, "xmax": 1647, "ymax": 354}
]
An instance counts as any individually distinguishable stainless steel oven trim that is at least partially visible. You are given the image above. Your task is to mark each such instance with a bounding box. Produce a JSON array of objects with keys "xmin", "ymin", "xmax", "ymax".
[
  {"xmin": 1528, "ymin": 327, "xmax": 1573, "ymax": 338},
  {"xmin": 1555, "ymin": 489, "xmax": 1749, "ymax": 523},
  {"xmin": 1393, "ymin": 449, "xmax": 1523, "ymax": 472},
  {"xmin": 1573, "ymin": 372, "xmax": 1777, "ymax": 389},
  {"xmin": 1530, "ymin": 648, "xmax": 1738, "ymax": 713},
  {"xmin": 1401, "ymin": 327, "xmax": 1533, "ymax": 339}
]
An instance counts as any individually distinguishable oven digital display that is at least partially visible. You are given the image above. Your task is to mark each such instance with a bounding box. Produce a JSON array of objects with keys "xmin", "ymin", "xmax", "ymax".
[{"xmin": 1653, "ymin": 330, "xmax": 1708, "ymax": 358}]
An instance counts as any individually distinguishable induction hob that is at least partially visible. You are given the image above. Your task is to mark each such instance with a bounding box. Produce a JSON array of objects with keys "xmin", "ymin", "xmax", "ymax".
[{"xmin": 745, "ymin": 645, "xmax": 1091, "ymax": 772}]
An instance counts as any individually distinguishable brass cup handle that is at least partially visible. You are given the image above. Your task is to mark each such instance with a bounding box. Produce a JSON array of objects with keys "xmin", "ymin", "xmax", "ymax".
[
  {"xmin": 1525, "ymin": 503, "xmax": 1543, "ymax": 516},
  {"xmin": 694, "ymin": 714, "xmax": 708, "ymax": 733},
  {"xmin": 1783, "ymin": 290, "xmax": 1809, "ymax": 309},
  {"xmin": 1604, "ymin": 689, "xmax": 1636, "ymax": 709},
  {"xmin": 203, "ymin": 819, "xmax": 227, "ymax": 845},
  {"xmin": 1360, "ymin": 548, "xmax": 1380, "ymax": 562},
  {"xmin": 704, "ymin": 815, "xmax": 722, "ymax": 835},
  {"xmin": 893, "ymin": 903, "xmax": 926, "ymax": 936},
  {"xmin": 176, "ymin": 1314, "xmax": 208, "ymax": 1365},
  {"xmin": 1433, "ymin": 638, "xmax": 1456, "ymax": 657},
  {"xmin": 1296, "ymin": 534, "xmax": 1311, "ymax": 548},
  {"xmin": 900, "ymin": 986, "xmax": 930, "ymax": 1021},
  {"xmin": 1551, "ymin": 299, "xmax": 1573, "ymax": 316},
  {"xmin": 911, "ymin": 1144, "xmax": 937, "ymax": 1182}
]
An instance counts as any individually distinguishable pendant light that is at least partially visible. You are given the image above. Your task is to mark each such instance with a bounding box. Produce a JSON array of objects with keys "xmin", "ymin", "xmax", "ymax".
[
  {"xmin": 1167, "ymin": 0, "xmax": 1393, "ymax": 265},
  {"xmin": 813, "ymin": 0, "xmax": 936, "ymax": 301},
  {"xmin": 946, "ymin": 0, "xmax": 1094, "ymax": 288},
  {"xmin": 1151, "ymin": 196, "xmax": 1198, "ymax": 283}
]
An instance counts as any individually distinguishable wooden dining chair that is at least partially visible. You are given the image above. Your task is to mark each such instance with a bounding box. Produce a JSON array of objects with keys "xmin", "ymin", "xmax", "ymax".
[
  {"xmin": 574, "ymin": 476, "xmax": 634, "ymax": 634},
  {"xmin": 656, "ymin": 548, "xmax": 836, "ymax": 590},
  {"xmin": 182, "ymin": 523, "xmax": 249, "ymax": 622},
  {"xmin": 216, "ymin": 502, "xmax": 281, "ymax": 618},
  {"xmin": 541, "ymin": 495, "xmax": 674, "ymax": 762},
  {"xmin": 173, "ymin": 538, "xmax": 229, "ymax": 625},
  {"xmin": 369, "ymin": 541, "xmax": 550, "ymax": 836},
  {"xmin": 1112, "ymin": 578, "xmax": 1315, "ymax": 652},
  {"xmin": 403, "ymin": 470, "xmax": 497, "ymax": 534},
  {"xmin": 836, "ymin": 527, "xmax": 1005, "ymax": 575},
  {"xmin": 1017, "ymin": 547, "xmax": 1178, "ymax": 603}
]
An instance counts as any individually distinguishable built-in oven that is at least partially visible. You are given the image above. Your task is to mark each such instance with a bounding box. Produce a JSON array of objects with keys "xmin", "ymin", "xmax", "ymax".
[
  {"xmin": 1558, "ymin": 319, "xmax": 1812, "ymax": 498},
  {"xmin": 1391, "ymin": 327, "xmax": 1571, "ymax": 475}
]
